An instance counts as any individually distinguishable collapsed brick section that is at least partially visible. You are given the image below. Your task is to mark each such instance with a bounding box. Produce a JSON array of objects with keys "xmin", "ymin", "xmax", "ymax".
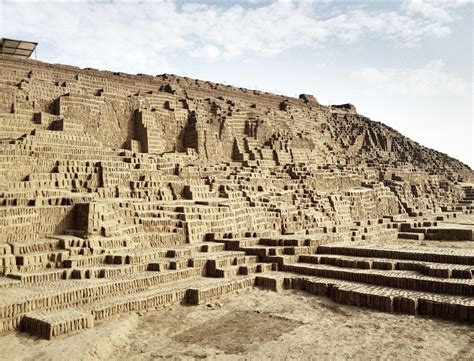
[{"xmin": 0, "ymin": 55, "xmax": 472, "ymax": 339}]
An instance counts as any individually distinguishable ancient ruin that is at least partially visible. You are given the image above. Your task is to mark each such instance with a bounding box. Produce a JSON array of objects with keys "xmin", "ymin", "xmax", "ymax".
[{"xmin": 0, "ymin": 55, "xmax": 472, "ymax": 340}]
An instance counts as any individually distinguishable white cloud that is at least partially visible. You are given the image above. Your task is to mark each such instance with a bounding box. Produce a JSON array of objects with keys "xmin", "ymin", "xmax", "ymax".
[
  {"xmin": 195, "ymin": 44, "xmax": 221, "ymax": 61},
  {"xmin": 402, "ymin": 0, "xmax": 454, "ymax": 22},
  {"xmin": 401, "ymin": 0, "xmax": 470, "ymax": 22},
  {"xmin": 350, "ymin": 59, "xmax": 469, "ymax": 97},
  {"xmin": 1, "ymin": 1, "xmax": 470, "ymax": 73}
]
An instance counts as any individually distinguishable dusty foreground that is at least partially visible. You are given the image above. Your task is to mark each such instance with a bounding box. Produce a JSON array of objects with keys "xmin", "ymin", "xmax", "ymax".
[{"xmin": 0, "ymin": 288, "xmax": 472, "ymax": 361}]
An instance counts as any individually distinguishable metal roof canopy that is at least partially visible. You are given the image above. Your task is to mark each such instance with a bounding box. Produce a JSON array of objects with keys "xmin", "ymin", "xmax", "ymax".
[{"xmin": 0, "ymin": 38, "xmax": 37, "ymax": 59}]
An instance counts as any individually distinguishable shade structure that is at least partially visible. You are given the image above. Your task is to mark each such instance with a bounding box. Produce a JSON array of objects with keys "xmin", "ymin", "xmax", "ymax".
[{"xmin": 0, "ymin": 38, "xmax": 37, "ymax": 59}]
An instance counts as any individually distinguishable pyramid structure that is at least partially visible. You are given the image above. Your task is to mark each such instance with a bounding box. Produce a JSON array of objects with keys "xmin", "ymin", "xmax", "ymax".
[{"xmin": 0, "ymin": 55, "xmax": 472, "ymax": 339}]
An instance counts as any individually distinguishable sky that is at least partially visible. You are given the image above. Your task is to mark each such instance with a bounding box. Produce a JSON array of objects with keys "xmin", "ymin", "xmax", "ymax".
[{"xmin": 1, "ymin": 0, "xmax": 472, "ymax": 167}]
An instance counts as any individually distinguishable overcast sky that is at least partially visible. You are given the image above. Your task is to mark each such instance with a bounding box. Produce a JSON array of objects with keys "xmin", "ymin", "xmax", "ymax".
[{"xmin": 1, "ymin": 0, "xmax": 472, "ymax": 167}]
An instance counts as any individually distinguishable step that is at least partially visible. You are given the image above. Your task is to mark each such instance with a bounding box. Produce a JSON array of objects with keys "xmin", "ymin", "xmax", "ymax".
[
  {"xmin": 255, "ymin": 272, "xmax": 474, "ymax": 322},
  {"xmin": 186, "ymin": 276, "xmax": 256, "ymax": 305},
  {"xmin": 200, "ymin": 242, "xmax": 225, "ymax": 253},
  {"xmin": 262, "ymin": 254, "xmax": 299, "ymax": 267},
  {"xmin": 86, "ymin": 279, "xmax": 193, "ymax": 322},
  {"xmin": 0, "ymin": 267, "xmax": 202, "ymax": 333},
  {"xmin": 148, "ymin": 258, "xmax": 189, "ymax": 272},
  {"xmin": 282, "ymin": 263, "xmax": 474, "ymax": 296},
  {"xmin": 239, "ymin": 262, "xmax": 274, "ymax": 275},
  {"xmin": 208, "ymin": 255, "xmax": 258, "ymax": 269},
  {"xmin": 299, "ymin": 254, "xmax": 473, "ymax": 279},
  {"xmin": 0, "ymin": 277, "xmax": 20, "ymax": 289},
  {"xmin": 7, "ymin": 269, "xmax": 66, "ymax": 284},
  {"xmin": 189, "ymin": 251, "xmax": 247, "ymax": 268},
  {"xmin": 214, "ymin": 238, "xmax": 260, "ymax": 250},
  {"xmin": 398, "ymin": 232, "xmax": 425, "ymax": 240},
  {"xmin": 209, "ymin": 265, "xmax": 240, "ymax": 278},
  {"xmin": 70, "ymin": 263, "xmax": 149, "ymax": 279},
  {"xmin": 20, "ymin": 309, "xmax": 94, "ymax": 339},
  {"xmin": 317, "ymin": 245, "xmax": 474, "ymax": 265}
]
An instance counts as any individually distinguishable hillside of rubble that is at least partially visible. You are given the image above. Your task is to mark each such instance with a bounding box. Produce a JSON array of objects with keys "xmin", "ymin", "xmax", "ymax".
[{"xmin": 0, "ymin": 55, "xmax": 473, "ymax": 341}]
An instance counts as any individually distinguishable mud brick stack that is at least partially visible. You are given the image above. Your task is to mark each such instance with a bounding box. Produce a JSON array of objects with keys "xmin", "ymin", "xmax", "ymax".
[{"xmin": 21, "ymin": 310, "xmax": 94, "ymax": 340}]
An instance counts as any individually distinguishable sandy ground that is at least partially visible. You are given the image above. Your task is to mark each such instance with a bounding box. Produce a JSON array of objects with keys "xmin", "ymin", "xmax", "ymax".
[{"xmin": 0, "ymin": 288, "xmax": 472, "ymax": 361}]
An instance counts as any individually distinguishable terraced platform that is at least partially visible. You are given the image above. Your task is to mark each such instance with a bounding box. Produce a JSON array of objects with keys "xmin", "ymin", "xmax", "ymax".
[{"xmin": 0, "ymin": 55, "xmax": 472, "ymax": 339}]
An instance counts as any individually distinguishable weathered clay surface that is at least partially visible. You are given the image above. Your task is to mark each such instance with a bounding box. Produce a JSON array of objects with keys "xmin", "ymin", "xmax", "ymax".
[{"xmin": 0, "ymin": 55, "xmax": 472, "ymax": 339}]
